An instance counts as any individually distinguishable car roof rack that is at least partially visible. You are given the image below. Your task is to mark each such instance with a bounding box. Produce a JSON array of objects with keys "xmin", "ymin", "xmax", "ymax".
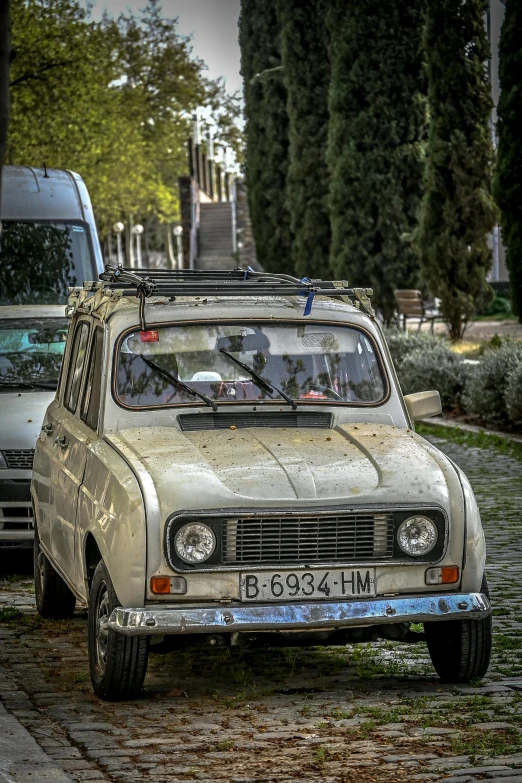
[{"xmin": 97, "ymin": 265, "xmax": 374, "ymax": 329}]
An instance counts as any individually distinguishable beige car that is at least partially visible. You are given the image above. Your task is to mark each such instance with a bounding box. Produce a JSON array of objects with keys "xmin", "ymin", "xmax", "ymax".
[{"xmin": 31, "ymin": 268, "xmax": 492, "ymax": 700}]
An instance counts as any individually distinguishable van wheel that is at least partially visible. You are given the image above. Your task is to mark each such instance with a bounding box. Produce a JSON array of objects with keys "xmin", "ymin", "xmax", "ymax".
[
  {"xmin": 425, "ymin": 576, "xmax": 492, "ymax": 683},
  {"xmin": 88, "ymin": 560, "xmax": 149, "ymax": 701},
  {"xmin": 34, "ymin": 525, "xmax": 76, "ymax": 619}
]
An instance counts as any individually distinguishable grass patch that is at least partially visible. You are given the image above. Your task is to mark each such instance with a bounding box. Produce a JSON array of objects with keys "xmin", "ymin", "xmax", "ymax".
[
  {"xmin": 416, "ymin": 422, "xmax": 522, "ymax": 462},
  {"xmin": 358, "ymin": 706, "xmax": 405, "ymax": 725},
  {"xmin": 212, "ymin": 739, "xmax": 234, "ymax": 752},
  {"xmin": 494, "ymin": 634, "xmax": 522, "ymax": 651},
  {"xmin": 450, "ymin": 727, "xmax": 522, "ymax": 760},
  {"xmin": 313, "ymin": 746, "xmax": 328, "ymax": 765},
  {"xmin": 0, "ymin": 606, "xmax": 23, "ymax": 622}
]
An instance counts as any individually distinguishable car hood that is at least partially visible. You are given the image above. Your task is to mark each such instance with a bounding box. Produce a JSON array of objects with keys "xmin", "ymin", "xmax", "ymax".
[
  {"xmin": 0, "ymin": 390, "xmax": 54, "ymax": 449},
  {"xmin": 107, "ymin": 423, "xmax": 454, "ymax": 513}
]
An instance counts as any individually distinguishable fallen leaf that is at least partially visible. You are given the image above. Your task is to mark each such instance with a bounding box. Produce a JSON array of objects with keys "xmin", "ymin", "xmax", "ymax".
[{"xmin": 166, "ymin": 688, "xmax": 188, "ymax": 698}]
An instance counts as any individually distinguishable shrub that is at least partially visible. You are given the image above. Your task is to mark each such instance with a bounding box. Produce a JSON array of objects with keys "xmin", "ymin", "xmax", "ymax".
[
  {"xmin": 481, "ymin": 294, "xmax": 512, "ymax": 317},
  {"xmin": 398, "ymin": 343, "xmax": 470, "ymax": 411},
  {"xmin": 383, "ymin": 328, "xmax": 468, "ymax": 410},
  {"xmin": 506, "ymin": 360, "xmax": 522, "ymax": 426},
  {"xmin": 384, "ymin": 328, "xmax": 443, "ymax": 370},
  {"xmin": 464, "ymin": 341, "xmax": 522, "ymax": 428}
]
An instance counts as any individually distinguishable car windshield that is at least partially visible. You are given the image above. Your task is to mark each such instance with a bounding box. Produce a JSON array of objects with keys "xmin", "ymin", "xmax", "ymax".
[
  {"xmin": 0, "ymin": 221, "xmax": 96, "ymax": 304},
  {"xmin": 0, "ymin": 317, "xmax": 69, "ymax": 388},
  {"xmin": 116, "ymin": 322, "xmax": 386, "ymax": 408}
]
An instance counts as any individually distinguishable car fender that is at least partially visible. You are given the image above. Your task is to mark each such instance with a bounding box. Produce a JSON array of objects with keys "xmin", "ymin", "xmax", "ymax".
[
  {"xmin": 453, "ymin": 464, "xmax": 486, "ymax": 592},
  {"xmin": 77, "ymin": 440, "xmax": 146, "ymax": 606}
]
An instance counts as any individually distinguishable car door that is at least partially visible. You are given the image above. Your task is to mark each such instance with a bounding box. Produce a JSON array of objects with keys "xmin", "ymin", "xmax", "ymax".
[
  {"xmin": 50, "ymin": 318, "xmax": 91, "ymax": 575},
  {"xmin": 34, "ymin": 318, "xmax": 79, "ymax": 556},
  {"xmin": 72, "ymin": 325, "xmax": 105, "ymax": 596}
]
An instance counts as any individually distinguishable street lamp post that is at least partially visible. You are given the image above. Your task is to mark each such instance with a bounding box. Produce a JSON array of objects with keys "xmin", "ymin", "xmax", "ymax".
[
  {"xmin": 132, "ymin": 224, "xmax": 144, "ymax": 268},
  {"xmin": 112, "ymin": 221, "xmax": 125, "ymax": 268},
  {"xmin": 173, "ymin": 226, "xmax": 183, "ymax": 269}
]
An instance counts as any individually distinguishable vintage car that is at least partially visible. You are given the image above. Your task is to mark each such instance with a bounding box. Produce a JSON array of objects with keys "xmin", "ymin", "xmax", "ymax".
[{"xmin": 31, "ymin": 268, "xmax": 492, "ymax": 700}]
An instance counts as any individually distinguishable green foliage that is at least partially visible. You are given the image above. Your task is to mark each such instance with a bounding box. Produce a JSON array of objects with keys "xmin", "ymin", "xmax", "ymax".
[
  {"xmin": 506, "ymin": 359, "xmax": 522, "ymax": 426},
  {"xmin": 239, "ymin": 0, "xmax": 293, "ymax": 273},
  {"xmin": 7, "ymin": 0, "xmax": 241, "ymax": 237},
  {"xmin": 278, "ymin": 0, "xmax": 330, "ymax": 278},
  {"xmin": 493, "ymin": 0, "xmax": 522, "ymax": 322},
  {"xmin": 0, "ymin": 222, "xmax": 73, "ymax": 302},
  {"xmin": 326, "ymin": 0, "xmax": 427, "ymax": 322},
  {"xmin": 464, "ymin": 340, "xmax": 522, "ymax": 428},
  {"xmin": 480, "ymin": 294, "xmax": 512, "ymax": 317},
  {"xmin": 0, "ymin": 606, "xmax": 23, "ymax": 622},
  {"xmin": 384, "ymin": 329, "xmax": 468, "ymax": 410},
  {"xmin": 418, "ymin": 0, "xmax": 498, "ymax": 341},
  {"xmin": 384, "ymin": 327, "xmax": 442, "ymax": 369},
  {"xmin": 400, "ymin": 342, "xmax": 470, "ymax": 410}
]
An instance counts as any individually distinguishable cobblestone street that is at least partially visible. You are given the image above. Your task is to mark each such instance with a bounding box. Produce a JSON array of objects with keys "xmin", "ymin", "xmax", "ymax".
[{"xmin": 1, "ymin": 434, "xmax": 522, "ymax": 783}]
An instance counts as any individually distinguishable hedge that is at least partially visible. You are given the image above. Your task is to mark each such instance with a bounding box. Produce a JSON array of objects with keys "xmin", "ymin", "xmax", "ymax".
[{"xmin": 384, "ymin": 328, "xmax": 522, "ymax": 430}]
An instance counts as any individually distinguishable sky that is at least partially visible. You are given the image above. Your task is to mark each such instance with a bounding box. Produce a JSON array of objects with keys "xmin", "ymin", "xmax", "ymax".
[{"xmin": 87, "ymin": 0, "xmax": 243, "ymax": 95}]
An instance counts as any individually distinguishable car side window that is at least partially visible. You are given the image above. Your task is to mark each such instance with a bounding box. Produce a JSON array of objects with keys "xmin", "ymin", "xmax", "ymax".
[
  {"xmin": 80, "ymin": 327, "xmax": 104, "ymax": 431},
  {"xmin": 64, "ymin": 321, "xmax": 90, "ymax": 413}
]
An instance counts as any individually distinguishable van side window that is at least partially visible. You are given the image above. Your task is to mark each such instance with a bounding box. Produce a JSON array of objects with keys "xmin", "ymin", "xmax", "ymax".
[
  {"xmin": 64, "ymin": 322, "xmax": 90, "ymax": 413},
  {"xmin": 81, "ymin": 327, "xmax": 104, "ymax": 431}
]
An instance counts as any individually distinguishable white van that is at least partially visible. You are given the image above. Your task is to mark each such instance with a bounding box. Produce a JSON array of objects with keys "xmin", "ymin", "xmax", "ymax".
[{"xmin": 0, "ymin": 165, "xmax": 104, "ymax": 550}]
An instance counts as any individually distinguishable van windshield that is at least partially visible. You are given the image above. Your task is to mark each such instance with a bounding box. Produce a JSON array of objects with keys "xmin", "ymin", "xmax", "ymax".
[
  {"xmin": 0, "ymin": 221, "xmax": 96, "ymax": 304},
  {"xmin": 0, "ymin": 317, "xmax": 69, "ymax": 389},
  {"xmin": 116, "ymin": 322, "xmax": 387, "ymax": 408}
]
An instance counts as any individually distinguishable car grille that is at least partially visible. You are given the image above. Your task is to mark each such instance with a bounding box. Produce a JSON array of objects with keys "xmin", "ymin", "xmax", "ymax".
[
  {"xmin": 221, "ymin": 512, "xmax": 394, "ymax": 564},
  {"xmin": 0, "ymin": 504, "xmax": 34, "ymax": 531},
  {"xmin": 2, "ymin": 450, "xmax": 35, "ymax": 469}
]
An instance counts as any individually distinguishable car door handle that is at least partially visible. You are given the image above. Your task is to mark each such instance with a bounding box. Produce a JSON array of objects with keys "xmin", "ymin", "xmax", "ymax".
[
  {"xmin": 54, "ymin": 436, "xmax": 69, "ymax": 450},
  {"xmin": 41, "ymin": 423, "xmax": 54, "ymax": 435}
]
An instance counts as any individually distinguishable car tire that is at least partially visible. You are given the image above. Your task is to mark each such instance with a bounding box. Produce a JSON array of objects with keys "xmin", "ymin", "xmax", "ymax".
[
  {"xmin": 88, "ymin": 560, "xmax": 149, "ymax": 701},
  {"xmin": 34, "ymin": 525, "xmax": 76, "ymax": 620},
  {"xmin": 425, "ymin": 576, "xmax": 492, "ymax": 683}
]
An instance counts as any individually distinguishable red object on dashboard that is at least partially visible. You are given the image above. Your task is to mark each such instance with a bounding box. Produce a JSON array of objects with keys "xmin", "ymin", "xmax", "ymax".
[
  {"xmin": 140, "ymin": 330, "xmax": 159, "ymax": 342},
  {"xmin": 301, "ymin": 390, "xmax": 328, "ymax": 400}
]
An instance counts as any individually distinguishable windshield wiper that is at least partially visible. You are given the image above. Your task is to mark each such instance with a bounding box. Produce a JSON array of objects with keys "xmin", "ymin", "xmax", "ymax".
[
  {"xmin": 219, "ymin": 348, "xmax": 297, "ymax": 411},
  {"xmin": 140, "ymin": 355, "xmax": 219, "ymax": 412},
  {"xmin": 0, "ymin": 380, "xmax": 58, "ymax": 390}
]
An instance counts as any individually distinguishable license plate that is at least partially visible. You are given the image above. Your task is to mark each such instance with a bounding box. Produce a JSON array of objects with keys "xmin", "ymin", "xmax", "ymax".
[{"xmin": 240, "ymin": 568, "xmax": 375, "ymax": 602}]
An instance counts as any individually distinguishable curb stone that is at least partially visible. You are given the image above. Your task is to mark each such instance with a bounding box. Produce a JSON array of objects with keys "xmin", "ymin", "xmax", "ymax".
[
  {"xmin": 418, "ymin": 417, "xmax": 522, "ymax": 444},
  {"xmin": 0, "ymin": 701, "xmax": 72, "ymax": 782}
]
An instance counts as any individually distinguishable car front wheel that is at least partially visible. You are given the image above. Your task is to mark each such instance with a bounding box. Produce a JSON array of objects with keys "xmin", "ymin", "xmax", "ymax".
[
  {"xmin": 424, "ymin": 576, "xmax": 492, "ymax": 683},
  {"xmin": 88, "ymin": 560, "xmax": 149, "ymax": 701},
  {"xmin": 34, "ymin": 525, "xmax": 76, "ymax": 619}
]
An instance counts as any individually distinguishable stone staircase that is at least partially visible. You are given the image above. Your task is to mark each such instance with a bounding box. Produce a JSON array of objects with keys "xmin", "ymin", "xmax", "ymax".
[{"xmin": 196, "ymin": 202, "xmax": 235, "ymax": 270}]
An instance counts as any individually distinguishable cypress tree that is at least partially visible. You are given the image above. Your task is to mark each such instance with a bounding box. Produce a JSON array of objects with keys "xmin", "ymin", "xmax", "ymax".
[
  {"xmin": 419, "ymin": 0, "xmax": 498, "ymax": 340},
  {"xmin": 493, "ymin": 0, "xmax": 522, "ymax": 321},
  {"xmin": 327, "ymin": 0, "xmax": 427, "ymax": 322},
  {"xmin": 278, "ymin": 0, "xmax": 330, "ymax": 279},
  {"xmin": 239, "ymin": 0, "xmax": 292, "ymax": 273}
]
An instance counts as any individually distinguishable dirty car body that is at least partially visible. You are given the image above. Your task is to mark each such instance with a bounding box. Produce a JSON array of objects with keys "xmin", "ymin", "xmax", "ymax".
[{"xmin": 31, "ymin": 269, "xmax": 492, "ymax": 699}]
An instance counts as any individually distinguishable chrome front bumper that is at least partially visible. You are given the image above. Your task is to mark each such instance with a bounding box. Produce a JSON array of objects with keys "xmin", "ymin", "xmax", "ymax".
[{"xmin": 108, "ymin": 592, "xmax": 491, "ymax": 636}]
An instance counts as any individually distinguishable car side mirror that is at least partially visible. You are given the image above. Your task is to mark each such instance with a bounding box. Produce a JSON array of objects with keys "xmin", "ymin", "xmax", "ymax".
[{"xmin": 403, "ymin": 390, "xmax": 442, "ymax": 422}]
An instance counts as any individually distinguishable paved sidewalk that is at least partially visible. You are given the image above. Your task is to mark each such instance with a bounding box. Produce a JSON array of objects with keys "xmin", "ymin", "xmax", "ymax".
[
  {"xmin": 413, "ymin": 318, "xmax": 522, "ymax": 340},
  {"xmin": 0, "ymin": 701, "xmax": 72, "ymax": 783}
]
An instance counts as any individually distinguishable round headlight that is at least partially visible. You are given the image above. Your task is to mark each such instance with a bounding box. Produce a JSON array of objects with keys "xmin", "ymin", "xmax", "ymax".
[
  {"xmin": 398, "ymin": 516, "xmax": 438, "ymax": 557},
  {"xmin": 174, "ymin": 523, "xmax": 216, "ymax": 564}
]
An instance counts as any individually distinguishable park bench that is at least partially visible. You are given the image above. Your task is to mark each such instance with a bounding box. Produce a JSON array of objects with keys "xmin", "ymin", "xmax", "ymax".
[{"xmin": 394, "ymin": 289, "xmax": 443, "ymax": 332}]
